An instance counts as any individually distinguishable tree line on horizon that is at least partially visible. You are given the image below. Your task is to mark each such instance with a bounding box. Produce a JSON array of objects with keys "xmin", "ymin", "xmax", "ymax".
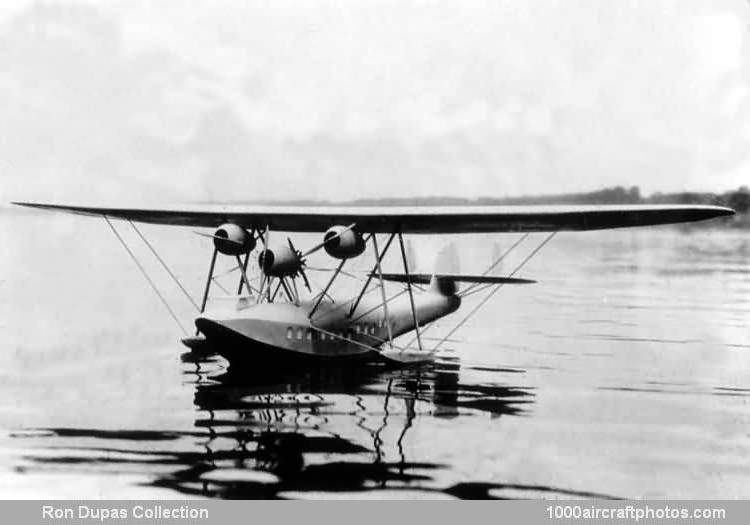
[
  {"xmin": 227, "ymin": 186, "xmax": 749, "ymax": 226},
  {"xmin": 348, "ymin": 185, "xmax": 749, "ymax": 214}
]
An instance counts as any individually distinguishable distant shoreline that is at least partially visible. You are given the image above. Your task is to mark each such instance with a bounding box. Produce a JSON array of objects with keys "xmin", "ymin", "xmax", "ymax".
[
  {"xmin": 194, "ymin": 186, "xmax": 750, "ymax": 229},
  {"xmin": 5, "ymin": 185, "xmax": 748, "ymax": 229}
]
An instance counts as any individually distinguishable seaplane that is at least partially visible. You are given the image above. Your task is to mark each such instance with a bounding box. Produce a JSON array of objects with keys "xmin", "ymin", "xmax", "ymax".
[{"xmin": 11, "ymin": 201, "xmax": 734, "ymax": 366}]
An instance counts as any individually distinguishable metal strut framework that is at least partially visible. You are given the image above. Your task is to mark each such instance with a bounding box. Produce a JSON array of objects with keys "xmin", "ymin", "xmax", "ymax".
[
  {"xmin": 308, "ymin": 258, "xmax": 346, "ymax": 319},
  {"xmin": 348, "ymin": 233, "xmax": 396, "ymax": 317},
  {"xmin": 106, "ymin": 211, "xmax": 555, "ymax": 360},
  {"xmin": 312, "ymin": 226, "xmax": 535, "ymax": 359},
  {"xmin": 257, "ymin": 224, "xmax": 271, "ymax": 303},
  {"xmin": 398, "ymin": 232, "xmax": 422, "ymax": 351},
  {"xmin": 309, "ymin": 232, "xmax": 402, "ymax": 349},
  {"xmin": 237, "ymin": 252, "xmax": 251, "ymax": 295},
  {"xmin": 371, "ymin": 234, "xmax": 395, "ymax": 348},
  {"xmin": 198, "ymin": 229, "xmax": 257, "ymax": 318},
  {"xmin": 199, "ymin": 247, "xmax": 218, "ymax": 314},
  {"xmin": 308, "ymin": 230, "xmax": 405, "ymax": 355}
]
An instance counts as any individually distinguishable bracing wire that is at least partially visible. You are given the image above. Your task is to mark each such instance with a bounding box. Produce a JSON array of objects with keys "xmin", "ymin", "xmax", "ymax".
[
  {"xmin": 430, "ymin": 232, "xmax": 557, "ymax": 354},
  {"xmin": 211, "ymin": 277, "xmax": 231, "ymax": 295},
  {"xmin": 350, "ymin": 289, "xmax": 409, "ymax": 324},
  {"xmin": 311, "ymin": 284, "xmax": 383, "ymax": 322},
  {"xmin": 128, "ymin": 220, "xmax": 200, "ymax": 312},
  {"xmin": 402, "ymin": 233, "xmax": 530, "ymax": 349},
  {"xmin": 460, "ymin": 232, "xmax": 529, "ymax": 296},
  {"xmin": 104, "ymin": 216, "xmax": 188, "ymax": 336}
]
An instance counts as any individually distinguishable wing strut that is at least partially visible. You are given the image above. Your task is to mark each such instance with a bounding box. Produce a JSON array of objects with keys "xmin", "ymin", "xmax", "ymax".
[
  {"xmin": 233, "ymin": 255, "xmax": 253, "ymax": 297},
  {"xmin": 290, "ymin": 276, "xmax": 301, "ymax": 305},
  {"xmin": 270, "ymin": 279, "xmax": 283, "ymax": 302},
  {"xmin": 280, "ymin": 277, "xmax": 295, "ymax": 303},
  {"xmin": 398, "ymin": 232, "xmax": 422, "ymax": 352},
  {"xmin": 257, "ymin": 225, "xmax": 271, "ymax": 303},
  {"xmin": 309, "ymin": 258, "xmax": 346, "ymax": 319},
  {"xmin": 372, "ymin": 234, "xmax": 395, "ymax": 349},
  {"xmin": 348, "ymin": 233, "xmax": 396, "ymax": 317},
  {"xmin": 236, "ymin": 250, "xmax": 251, "ymax": 295},
  {"xmin": 200, "ymin": 247, "xmax": 218, "ymax": 314}
]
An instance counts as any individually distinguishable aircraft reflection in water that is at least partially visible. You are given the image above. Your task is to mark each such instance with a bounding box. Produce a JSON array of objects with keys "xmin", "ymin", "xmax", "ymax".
[{"xmin": 12, "ymin": 348, "xmax": 617, "ymax": 499}]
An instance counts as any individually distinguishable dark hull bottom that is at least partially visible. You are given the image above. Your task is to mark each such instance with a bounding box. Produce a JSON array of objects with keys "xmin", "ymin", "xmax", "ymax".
[{"xmin": 193, "ymin": 318, "xmax": 379, "ymax": 369}]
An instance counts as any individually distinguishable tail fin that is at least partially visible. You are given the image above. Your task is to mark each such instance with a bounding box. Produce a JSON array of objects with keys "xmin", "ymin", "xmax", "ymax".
[
  {"xmin": 430, "ymin": 241, "xmax": 460, "ymax": 294},
  {"xmin": 370, "ymin": 242, "xmax": 535, "ymax": 295},
  {"xmin": 434, "ymin": 241, "xmax": 460, "ymax": 275}
]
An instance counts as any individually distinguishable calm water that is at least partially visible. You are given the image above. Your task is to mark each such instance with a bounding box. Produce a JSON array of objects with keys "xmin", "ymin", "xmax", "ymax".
[{"xmin": 0, "ymin": 209, "xmax": 748, "ymax": 499}]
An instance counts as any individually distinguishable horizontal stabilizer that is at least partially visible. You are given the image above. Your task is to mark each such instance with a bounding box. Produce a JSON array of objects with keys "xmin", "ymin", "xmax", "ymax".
[{"xmin": 371, "ymin": 273, "xmax": 536, "ymax": 285}]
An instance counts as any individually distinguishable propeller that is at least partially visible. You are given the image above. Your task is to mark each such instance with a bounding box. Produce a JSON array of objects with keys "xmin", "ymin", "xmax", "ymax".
[
  {"xmin": 299, "ymin": 222, "xmax": 357, "ymax": 258},
  {"xmin": 287, "ymin": 237, "xmax": 312, "ymax": 292},
  {"xmin": 255, "ymin": 224, "xmax": 356, "ymax": 301}
]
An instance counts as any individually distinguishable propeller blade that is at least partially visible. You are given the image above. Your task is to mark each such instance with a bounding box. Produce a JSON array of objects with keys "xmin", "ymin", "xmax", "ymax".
[
  {"xmin": 287, "ymin": 237, "xmax": 310, "ymax": 284},
  {"xmin": 299, "ymin": 269, "xmax": 312, "ymax": 292},
  {"xmin": 260, "ymin": 225, "xmax": 270, "ymax": 248},
  {"xmin": 301, "ymin": 222, "xmax": 357, "ymax": 258},
  {"xmin": 288, "ymin": 237, "xmax": 302, "ymax": 259},
  {"xmin": 193, "ymin": 231, "xmax": 244, "ymax": 245},
  {"xmin": 300, "ymin": 240, "xmax": 326, "ymax": 258}
]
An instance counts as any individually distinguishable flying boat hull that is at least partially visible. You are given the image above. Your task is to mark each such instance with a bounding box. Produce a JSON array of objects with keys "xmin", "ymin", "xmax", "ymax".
[
  {"xmin": 193, "ymin": 318, "xmax": 376, "ymax": 367},
  {"xmin": 189, "ymin": 291, "xmax": 460, "ymax": 367}
]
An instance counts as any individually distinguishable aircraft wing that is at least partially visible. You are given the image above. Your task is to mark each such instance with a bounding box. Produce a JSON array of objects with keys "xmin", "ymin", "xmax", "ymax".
[{"xmin": 11, "ymin": 201, "xmax": 733, "ymax": 233}]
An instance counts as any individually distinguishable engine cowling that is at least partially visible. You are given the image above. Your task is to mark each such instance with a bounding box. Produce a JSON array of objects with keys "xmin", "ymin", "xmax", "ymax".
[
  {"xmin": 213, "ymin": 223, "xmax": 255, "ymax": 255},
  {"xmin": 258, "ymin": 242, "xmax": 301, "ymax": 277},
  {"xmin": 324, "ymin": 226, "xmax": 365, "ymax": 259}
]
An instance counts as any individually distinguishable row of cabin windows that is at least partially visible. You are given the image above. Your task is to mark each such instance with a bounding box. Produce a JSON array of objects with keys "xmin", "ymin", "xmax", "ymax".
[{"xmin": 285, "ymin": 321, "xmax": 387, "ymax": 341}]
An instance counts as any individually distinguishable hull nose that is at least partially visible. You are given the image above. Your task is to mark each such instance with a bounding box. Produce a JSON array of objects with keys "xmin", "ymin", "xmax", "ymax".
[
  {"xmin": 194, "ymin": 316, "xmax": 222, "ymax": 338},
  {"xmin": 194, "ymin": 316, "xmax": 254, "ymax": 349}
]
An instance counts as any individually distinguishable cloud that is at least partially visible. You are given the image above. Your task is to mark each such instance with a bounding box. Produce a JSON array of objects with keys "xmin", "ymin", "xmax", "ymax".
[{"xmin": 0, "ymin": 0, "xmax": 748, "ymax": 204}]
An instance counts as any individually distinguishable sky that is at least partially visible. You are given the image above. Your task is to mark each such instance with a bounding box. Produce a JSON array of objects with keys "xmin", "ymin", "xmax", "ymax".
[{"xmin": 0, "ymin": 0, "xmax": 748, "ymax": 203}]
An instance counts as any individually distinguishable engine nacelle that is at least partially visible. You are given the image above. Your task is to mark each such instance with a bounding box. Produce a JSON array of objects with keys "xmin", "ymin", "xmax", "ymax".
[
  {"xmin": 213, "ymin": 223, "xmax": 255, "ymax": 255},
  {"xmin": 324, "ymin": 226, "xmax": 365, "ymax": 259},
  {"xmin": 258, "ymin": 242, "xmax": 301, "ymax": 277}
]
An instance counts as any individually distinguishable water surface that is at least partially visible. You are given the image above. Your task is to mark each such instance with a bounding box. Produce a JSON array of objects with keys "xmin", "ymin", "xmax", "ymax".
[{"xmin": 1, "ymin": 210, "xmax": 748, "ymax": 498}]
